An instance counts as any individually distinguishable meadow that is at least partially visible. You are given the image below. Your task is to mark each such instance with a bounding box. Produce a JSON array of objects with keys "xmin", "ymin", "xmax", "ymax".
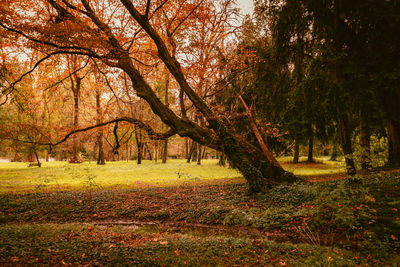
[
  {"xmin": 1, "ymin": 158, "xmax": 399, "ymax": 266},
  {"xmin": 0, "ymin": 158, "xmax": 345, "ymax": 193}
]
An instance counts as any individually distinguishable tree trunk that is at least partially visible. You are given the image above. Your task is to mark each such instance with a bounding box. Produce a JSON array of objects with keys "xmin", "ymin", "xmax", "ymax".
[
  {"xmin": 96, "ymin": 90, "xmax": 105, "ymax": 165},
  {"xmin": 217, "ymin": 128, "xmax": 296, "ymax": 193},
  {"xmin": 187, "ymin": 140, "xmax": 195, "ymax": 163},
  {"xmin": 293, "ymin": 139, "xmax": 299, "ymax": 163},
  {"xmin": 135, "ymin": 129, "xmax": 142, "ymax": 164},
  {"xmin": 197, "ymin": 144, "xmax": 202, "ymax": 165},
  {"xmin": 387, "ymin": 120, "xmax": 400, "ymax": 167},
  {"xmin": 162, "ymin": 71, "xmax": 169, "ymax": 164},
  {"xmin": 162, "ymin": 139, "xmax": 168, "ymax": 163},
  {"xmin": 330, "ymin": 144, "xmax": 339, "ymax": 161},
  {"xmin": 192, "ymin": 143, "xmax": 198, "ymax": 162},
  {"xmin": 45, "ymin": 149, "xmax": 49, "ymax": 162},
  {"xmin": 34, "ymin": 150, "xmax": 41, "ymax": 167},
  {"xmin": 154, "ymin": 141, "xmax": 158, "ymax": 163},
  {"xmin": 144, "ymin": 142, "xmax": 152, "ymax": 161},
  {"xmin": 185, "ymin": 138, "xmax": 189, "ymax": 159},
  {"xmin": 218, "ymin": 152, "xmax": 226, "ymax": 166},
  {"xmin": 70, "ymin": 75, "xmax": 82, "ymax": 163},
  {"xmin": 359, "ymin": 119, "xmax": 371, "ymax": 170},
  {"xmin": 339, "ymin": 118, "xmax": 356, "ymax": 175},
  {"xmin": 307, "ymin": 134, "xmax": 314, "ymax": 163}
]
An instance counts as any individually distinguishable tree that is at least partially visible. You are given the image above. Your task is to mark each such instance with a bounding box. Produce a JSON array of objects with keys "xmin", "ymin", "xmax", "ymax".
[{"xmin": 0, "ymin": 0, "xmax": 298, "ymax": 193}]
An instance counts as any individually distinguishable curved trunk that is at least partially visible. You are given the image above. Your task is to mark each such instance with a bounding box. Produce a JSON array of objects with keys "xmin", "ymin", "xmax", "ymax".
[{"xmin": 215, "ymin": 126, "xmax": 296, "ymax": 193}]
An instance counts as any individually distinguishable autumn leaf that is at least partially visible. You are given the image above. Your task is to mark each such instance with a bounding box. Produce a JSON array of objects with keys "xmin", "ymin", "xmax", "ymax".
[{"xmin": 174, "ymin": 249, "xmax": 180, "ymax": 256}]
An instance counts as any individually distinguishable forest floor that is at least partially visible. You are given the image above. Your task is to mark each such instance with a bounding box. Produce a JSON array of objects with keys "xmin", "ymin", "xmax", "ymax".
[{"xmin": 0, "ymin": 159, "xmax": 399, "ymax": 266}]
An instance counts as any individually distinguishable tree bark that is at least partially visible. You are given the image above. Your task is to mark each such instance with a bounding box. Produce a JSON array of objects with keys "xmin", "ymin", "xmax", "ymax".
[
  {"xmin": 359, "ymin": 119, "xmax": 371, "ymax": 170},
  {"xmin": 145, "ymin": 142, "xmax": 152, "ymax": 161},
  {"xmin": 307, "ymin": 134, "xmax": 314, "ymax": 163},
  {"xmin": 154, "ymin": 141, "xmax": 158, "ymax": 163},
  {"xmin": 339, "ymin": 118, "xmax": 356, "ymax": 175},
  {"xmin": 34, "ymin": 150, "xmax": 41, "ymax": 167},
  {"xmin": 187, "ymin": 140, "xmax": 195, "ymax": 163},
  {"xmin": 96, "ymin": 90, "xmax": 105, "ymax": 165},
  {"xmin": 134, "ymin": 128, "xmax": 142, "ymax": 164},
  {"xmin": 162, "ymin": 71, "xmax": 169, "ymax": 164},
  {"xmin": 70, "ymin": 74, "xmax": 82, "ymax": 163},
  {"xmin": 218, "ymin": 152, "xmax": 226, "ymax": 166},
  {"xmin": 330, "ymin": 144, "xmax": 339, "ymax": 161},
  {"xmin": 387, "ymin": 120, "xmax": 400, "ymax": 167},
  {"xmin": 293, "ymin": 139, "xmax": 299, "ymax": 163},
  {"xmin": 192, "ymin": 143, "xmax": 198, "ymax": 162},
  {"xmin": 197, "ymin": 143, "xmax": 202, "ymax": 165}
]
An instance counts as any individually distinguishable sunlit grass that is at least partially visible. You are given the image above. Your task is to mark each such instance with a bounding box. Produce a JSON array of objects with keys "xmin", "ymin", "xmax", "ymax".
[
  {"xmin": 279, "ymin": 156, "xmax": 346, "ymax": 176},
  {"xmin": 0, "ymin": 159, "xmax": 242, "ymax": 193},
  {"xmin": 0, "ymin": 157, "xmax": 346, "ymax": 193}
]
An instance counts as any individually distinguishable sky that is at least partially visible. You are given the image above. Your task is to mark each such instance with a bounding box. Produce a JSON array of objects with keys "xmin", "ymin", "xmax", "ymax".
[{"xmin": 236, "ymin": 0, "xmax": 254, "ymax": 15}]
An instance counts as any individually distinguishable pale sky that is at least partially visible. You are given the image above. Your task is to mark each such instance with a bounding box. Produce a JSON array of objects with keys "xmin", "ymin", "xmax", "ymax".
[{"xmin": 236, "ymin": 0, "xmax": 254, "ymax": 15}]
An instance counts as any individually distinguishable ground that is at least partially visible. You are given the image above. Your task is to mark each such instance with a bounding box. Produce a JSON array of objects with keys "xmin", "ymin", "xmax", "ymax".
[{"xmin": 0, "ymin": 159, "xmax": 399, "ymax": 266}]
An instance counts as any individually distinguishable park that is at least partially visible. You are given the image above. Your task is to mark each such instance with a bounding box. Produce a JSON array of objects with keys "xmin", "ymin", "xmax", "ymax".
[{"xmin": 0, "ymin": 0, "xmax": 399, "ymax": 265}]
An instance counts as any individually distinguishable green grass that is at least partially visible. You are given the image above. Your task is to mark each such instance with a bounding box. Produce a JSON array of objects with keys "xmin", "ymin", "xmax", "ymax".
[
  {"xmin": 0, "ymin": 166, "xmax": 399, "ymax": 265},
  {"xmin": 0, "ymin": 160, "xmax": 242, "ymax": 193},
  {"xmin": 279, "ymin": 156, "xmax": 346, "ymax": 176},
  {"xmin": 0, "ymin": 158, "xmax": 345, "ymax": 193},
  {"xmin": 0, "ymin": 223, "xmax": 363, "ymax": 266}
]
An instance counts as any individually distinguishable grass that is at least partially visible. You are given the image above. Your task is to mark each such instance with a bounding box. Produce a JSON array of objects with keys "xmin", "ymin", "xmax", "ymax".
[
  {"xmin": 279, "ymin": 156, "xmax": 346, "ymax": 176},
  {"xmin": 0, "ymin": 158, "xmax": 345, "ymax": 193},
  {"xmin": 0, "ymin": 159, "xmax": 399, "ymax": 265},
  {"xmin": 0, "ymin": 159, "xmax": 242, "ymax": 193},
  {"xmin": 0, "ymin": 223, "xmax": 363, "ymax": 266}
]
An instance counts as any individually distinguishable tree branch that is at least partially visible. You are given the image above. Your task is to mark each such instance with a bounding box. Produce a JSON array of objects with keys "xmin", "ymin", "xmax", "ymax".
[{"xmin": 238, "ymin": 95, "xmax": 281, "ymax": 168}]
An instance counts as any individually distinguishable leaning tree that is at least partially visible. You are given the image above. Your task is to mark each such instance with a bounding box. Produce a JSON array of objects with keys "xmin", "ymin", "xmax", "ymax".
[{"xmin": 0, "ymin": 0, "xmax": 296, "ymax": 193}]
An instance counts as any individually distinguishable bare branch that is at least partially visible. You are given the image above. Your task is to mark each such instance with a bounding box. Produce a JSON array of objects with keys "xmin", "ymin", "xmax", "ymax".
[
  {"xmin": 238, "ymin": 95, "xmax": 281, "ymax": 168},
  {"xmin": 0, "ymin": 22, "xmax": 98, "ymax": 56},
  {"xmin": 170, "ymin": 0, "xmax": 204, "ymax": 37},
  {"xmin": 44, "ymin": 58, "xmax": 90, "ymax": 91},
  {"xmin": 53, "ymin": 117, "xmax": 176, "ymax": 145}
]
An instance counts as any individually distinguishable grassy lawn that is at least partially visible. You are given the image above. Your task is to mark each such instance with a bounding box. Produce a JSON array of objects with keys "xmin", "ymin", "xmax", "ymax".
[
  {"xmin": 0, "ymin": 159, "xmax": 243, "ymax": 193},
  {"xmin": 0, "ymin": 158, "xmax": 345, "ymax": 193}
]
